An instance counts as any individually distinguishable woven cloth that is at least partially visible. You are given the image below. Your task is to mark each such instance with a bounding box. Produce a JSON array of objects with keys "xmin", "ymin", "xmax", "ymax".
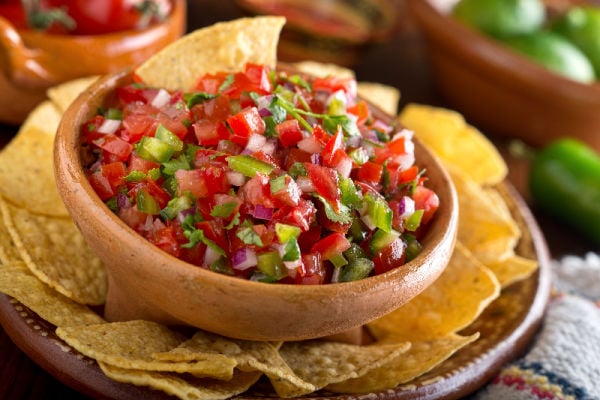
[{"xmin": 473, "ymin": 253, "xmax": 600, "ymax": 400}]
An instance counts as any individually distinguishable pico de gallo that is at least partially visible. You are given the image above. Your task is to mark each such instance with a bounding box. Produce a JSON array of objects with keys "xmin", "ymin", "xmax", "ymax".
[{"xmin": 81, "ymin": 63, "xmax": 440, "ymax": 284}]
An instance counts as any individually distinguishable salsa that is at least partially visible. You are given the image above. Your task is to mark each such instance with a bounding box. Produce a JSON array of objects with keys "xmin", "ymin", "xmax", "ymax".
[{"xmin": 82, "ymin": 63, "xmax": 440, "ymax": 284}]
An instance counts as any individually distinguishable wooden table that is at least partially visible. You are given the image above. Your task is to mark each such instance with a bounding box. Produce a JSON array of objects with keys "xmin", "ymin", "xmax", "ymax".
[{"xmin": 0, "ymin": 1, "xmax": 595, "ymax": 398}]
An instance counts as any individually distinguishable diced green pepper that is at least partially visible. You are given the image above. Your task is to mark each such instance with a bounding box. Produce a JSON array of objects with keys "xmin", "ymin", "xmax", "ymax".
[
  {"xmin": 136, "ymin": 189, "xmax": 160, "ymax": 215},
  {"xmin": 282, "ymin": 237, "xmax": 301, "ymax": 262},
  {"xmin": 155, "ymin": 124, "xmax": 183, "ymax": 152},
  {"xmin": 364, "ymin": 193, "xmax": 392, "ymax": 232},
  {"xmin": 275, "ymin": 223, "xmax": 301, "ymax": 243},
  {"xmin": 136, "ymin": 136, "xmax": 175, "ymax": 163},
  {"xmin": 406, "ymin": 209, "xmax": 424, "ymax": 232},
  {"xmin": 227, "ymin": 155, "xmax": 275, "ymax": 177},
  {"xmin": 257, "ymin": 251, "xmax": 287, "ymax": 280},
  {"xmin": 339, "ymin": 258, "xmax": 374, "ymax": 282}
]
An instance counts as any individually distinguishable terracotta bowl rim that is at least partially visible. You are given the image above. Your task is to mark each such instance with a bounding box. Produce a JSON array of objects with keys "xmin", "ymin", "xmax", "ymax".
[
  {"xmin": 409, "ymin": 0, "xmax": 600, "ymax": 104},
  {"xmin": 54, "ymin": 68, "xmax": 458, "ymax": 300}
]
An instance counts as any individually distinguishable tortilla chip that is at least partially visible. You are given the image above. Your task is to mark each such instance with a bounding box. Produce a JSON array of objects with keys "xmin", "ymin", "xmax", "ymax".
[
  {"xmin": 367, "ymin": 242, "xmax": 500, "ymax": 341},
  {"xmin": 357, "ymin": 82, "xmax": 400, "ymax": 116},
  {"xmin": 153, "ymin": 331, "xmax": 315, "ymax": 395},
  {"xmin": 136, "ymin": 17, "xmax": 285, "ymax": 90},
  {"xmin": 99, "ymin": 363, "xmax": 261, "ymax": 400},
  {"xmin": 19, "ymin": 100, "xmax": 62, "ymax": 136},
  {"xmin": 292, "ymin": 60, "xmax": 355, "ymax": 79},
  {"xmin": 47, "ymin": 76, "xmax": 99, "ymax": 113},
  {"xmin": 450, "ymin": 167, "xmax": 521, "ymax": 265},
  {"xmin": 327, "ymin": 333, "xmax": 479, "ymax": 393},
  {"xmin": 0, "ymin": 262, "xmax": 104, "ymax": 327},
  {"xmin": 487, "ymin": 254, "xmax": 539, "ymax": 288},
  {"xmin": 0, "ymin": 117, "xmax": 67, "ymax": 217},
  {"xmin": 0, "ymin": 212, "xmax": 19, "ymax": 264},
  {"xmin": 275, "ymin": 340, "xmax": 410, "ymax": 396},
  {"xmin": 56, "ymin": 320, "xmax": 237, "ymax": 379},
  {"xmin": 399, "ymin": 103, "xmax": 507, "ymax": 186},
  {"xmin": 0, "ymin": 198, "xmax": 107, "ymax": 305}
]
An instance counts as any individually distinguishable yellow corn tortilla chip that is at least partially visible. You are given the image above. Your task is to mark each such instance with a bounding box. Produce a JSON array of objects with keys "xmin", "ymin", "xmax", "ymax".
[
  {"xmin": 487, "ymin": 254, "xmax": 539, "ymax": 288},
  {"xmin": 275, "ymin": 340, "xmax": 411, "ymax": 396},
  {"xmin": 292, "ymin": 60, "xmax": 355, "ymax": 79},
  {"xmin": 0, "ymin": 262, "xmax": 104, "ymax": 327},
  {"xmin": 136, "ymin": 17, "xmax": 286, "ymax": 91},
  {"xmin": 327, "ymin": 333, "xmax": 479, "ymax": 393},
  {"xmin": 47, "ymin": 76, "xmax": 100, "ymax": 113},
  {"xmin": 0, "ymin": 212, "xmax": 19, "ymax": 264},
  {"xmin": 19, "ymin": 100, "xmax": 62, "ymax": 136},
  {"xmin": 153, "ymin": 331, "xmax": 316, "ymax": 395},
  {"xmin": 451, "ymin": 167, "xmax": 521, "ymax": 265},
  {"xmin": 399, "ymin": 103, "xmax": 507, "ymax": 186},
  {"xmin": 0, "ymin": 112, "xmax": 67, "ymax": 217},
  {"xmin": 0, "ymin": 198, "xmax": 106, "ymax": 305},
  {"xmin": 56, "ymin": 320, "xmax": 237, "ymax": 379},
  {"xmin": 357, "ymin": 82, "xmax": 400, "ymax": 116},
  {"xmin": 367, "ymin": 242, "xmax": 500, "ymax": 342},
  {"xmin": 99, "ymin": 363, "xmax": 261, "ymax": 400}
]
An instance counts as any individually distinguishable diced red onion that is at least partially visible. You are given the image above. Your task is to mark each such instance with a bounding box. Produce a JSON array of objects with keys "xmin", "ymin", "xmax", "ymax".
[
  {"xmin": 97, "ymin": 119, "xmax": 121, "ymax": 135},
  {"xmin": 398, "ymin": 196, "xmax": 416, "ymax": 218},
  {"xmin": 176, "ymin": 208, "xmax": 196, "ymax": 224},
  {"xmin": 296, "ymin": 176, "xmax": 315, "ymax": 193},
  {"xmin": 245, "ymin": 133, "xmax": 266, "ymax": 153},
  {"xmin": 346, "ymin": 135, "xmax": 361, "ymax": 148},
  {"xmin": 252, "ymin": 204, "xmax": 273, "ymax": 220},
  {"xmin": 226, "ymin": 171, "xmax": 246, "ymax": 186},
  {"xmin": 232, "ymin": 248, "xmax": 258, "ymax": 271},
  {"xmin": 116, "ymin": 193, "xmax": 131, "ymax": 209},
  {"xmin": 310, "ymin": 153, "xmax": 322, "ymax": 165},
  {"xmin": 151, "ymin": 88, "xmax": 171, "ymax": 109}
]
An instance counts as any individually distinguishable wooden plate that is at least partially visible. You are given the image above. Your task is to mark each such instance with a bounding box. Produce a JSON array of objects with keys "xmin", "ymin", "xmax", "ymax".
[{"xmin": 0, "ymin": 182, "xmax": 551, "ymax": 400}]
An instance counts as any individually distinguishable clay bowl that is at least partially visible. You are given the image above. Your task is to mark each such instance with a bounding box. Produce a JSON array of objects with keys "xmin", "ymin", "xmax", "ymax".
[
  {"xmin": 54, "ymin": 68, "xmax": 458, "ymax": 342},
  {"xmin": 235, "ymin": 0, "xmax": 398, "ymax": 66},
  {"xmin": 0, "ymin": 0, "xmax": 185, "ymax": 125},
  {"xmin": 408, "ymin": 0, "xmax": 600, "ymax": 153}
]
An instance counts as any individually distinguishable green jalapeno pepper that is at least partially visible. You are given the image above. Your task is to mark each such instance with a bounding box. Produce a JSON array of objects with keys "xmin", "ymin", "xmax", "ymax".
[{"xmin": 528, "ymin": 138, "xmax": 600, "ymax": 246}]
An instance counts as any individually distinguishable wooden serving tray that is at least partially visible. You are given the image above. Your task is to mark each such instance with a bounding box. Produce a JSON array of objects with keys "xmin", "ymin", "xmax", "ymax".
[{"xmin": 0, "ymin": 182, "xmax": 551, "ymax": 400}]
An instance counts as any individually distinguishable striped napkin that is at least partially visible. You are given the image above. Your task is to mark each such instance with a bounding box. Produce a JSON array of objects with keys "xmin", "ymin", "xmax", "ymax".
[{"xmin": 473, "ymin": 253, "xmax": 600, "ymax": 400}]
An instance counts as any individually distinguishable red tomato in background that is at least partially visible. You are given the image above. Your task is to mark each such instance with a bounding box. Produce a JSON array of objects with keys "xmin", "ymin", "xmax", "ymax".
[{"xmin": 0, "ymin": 0, "xmax": 171, "ymax": 35}]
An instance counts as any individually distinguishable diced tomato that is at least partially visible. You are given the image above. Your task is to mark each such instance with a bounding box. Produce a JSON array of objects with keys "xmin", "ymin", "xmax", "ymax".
[
  {"xmin": 175, "ymin": 166, "xmax": 230, "ymax": 198},
  {"xmin": 276, "ymin": 119, "xmax": 304, "ymax": 147},
  {"xmin": 413, "ymin": 185, "xmax": 439, "ymax": 225},
  {"xmin": 388, "ymin": 199, "xmax": 407, "ymax": 233},
  {"xmin": 272, "ymin": 198, "xmax": 317, "ymax": 232},
  {"xmin": 157, "ymin": 106, "xmax": 190, "ymax": 139},
  {"xmin": 285, "ymin": 148, "xmax": 312, "ymax": 170},
  {"xmin": 240, "ymin": 174, "xmax": 275, "ymax": 208},
  {"xmin": 147, "ymin": 224, "xmax": 180, "ymax": 258},
  {"xmin": 117, "ymin": 204, "xmax": 148, "ymax": 230},
  {"xmin": 129, "ymin": 180, "xmax": 171, "ymax": 210},
  {"xmin": 271, "ymin": 175, "xmax": 301, "ymax": 207},
  {"xmin": 357, "ymin": 161, "xmax": 383, "ymax": 185},
  {"xmin": 347, "ymin": 100, "xmax": 370, "ymax": 124},
  {"xmin": 193, "ymin": 120, "xmax": 227, "ymax": 146},
  {"xmin": 297, "ymin": 225, "xmax": 322, "ymax": 253},
  {"xmin": 312, "ymin": 76, "xmax": 356, "ymax": 96},
  {"xmin": 122, "ymin": 113, "xmax": 156, "ymax": 143},
  {"xmin": 321, "ymin": 127, "xmax": 345, "ymax": 167},
  {"xmin": 295, "ymin": 252, "xmax": 325, "ymax": 285},
  {"xmin": 93, "ymin": 135, "xmax": 133, "ymax": 162},
  {"xmin": 100, "ymin": 162, "xmax": 126, "ymax": 190},
  {"xmin": 195, "ymin": 219, "xmax": 228, "ymax": 252},
  {"xmin": 88, "ymin": 170, "xmax": 115, "ymax": 201},
  {"xmin": 310, "ymin": 232, "xmax": 351, "ymax": 261},
  {"xmin": 312, "ymin": 125, "xmax": 331, "ymax": 147},
  {"xmin": 388, "ymin": 137, "xmax": 407, "ymax": 155},
  {"xmin": 304, "ymin": 163, "xmax": 341, "ymax": 211},
  {"xmin": 227, "ymin": 107, "xmax": 266, "ymax": 139},
  {"xmin": 243, "ymin": 63, "xmax": 272, "ymax": 95},
  {"xmin": 128, "ymin": 154, "xmax": 160, "ymax": 174},
  {"xmin": 373, "ymin": 238, "xmax": 407, "ymax": 275},
  {"xmin": 82, "ymin": 116, "xmax": 107, "ymax": 143},
  {"xmin": 191, "ymin": 95, "xmax": 231, "ymax": 122},
  {"xmin": 117, "ymin": 85, "xmax": 159, "ymax": 104},
  {"xmin": 195, "ymin": 71, "xmax": 229, "ymax": 94}
]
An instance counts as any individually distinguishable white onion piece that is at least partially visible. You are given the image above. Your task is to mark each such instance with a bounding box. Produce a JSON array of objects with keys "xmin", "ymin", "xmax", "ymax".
[
  {"xmin": 226, "ymin": 171, "xmax": 246, "ymax": 186},
  {"xmin": 297, "ymin": 136, "xmax": 322, "ymax": 154},
  {"xmin": 203, "ymin": 246, "xmax": 221, "ymax": 267},
  {"xmin": 97, "ymin": 119, "xmax": 121, "ymax": 135},
  {"xmin": 245, "ymin": 133, "xmax": 266, "ymax": 153},
  {"xmin": 151, "ymin": 89, "xmax": 171, "ymax": 108},
  {"xmin": 335, "ymin": 157, "xmax": 353, "ymax": 178},
  {"xmin": 296, "ymin": 176, "xmax": 315, "ymax": 193}
]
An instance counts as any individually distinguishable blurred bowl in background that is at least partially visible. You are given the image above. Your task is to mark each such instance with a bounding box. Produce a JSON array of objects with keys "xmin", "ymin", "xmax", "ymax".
[
  {"xmin": 408, "ymin": 0, "xmax": 600, "ymax": 152},
  {"xmin": 0, "ymin": 0, "xmax": 186, "ymax": 125},
  {"xmin": 236, "ymin": 0, "xmax": 399, "ymax": 66}
]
